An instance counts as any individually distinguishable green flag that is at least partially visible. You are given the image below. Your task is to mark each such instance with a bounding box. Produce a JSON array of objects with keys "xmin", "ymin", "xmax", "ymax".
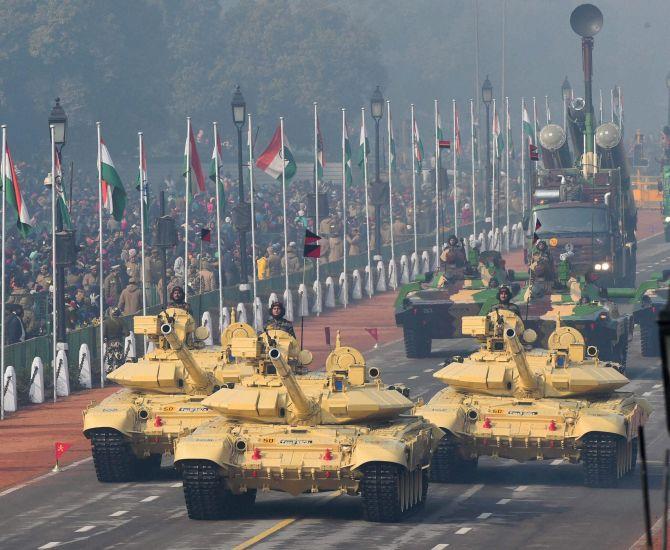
[
  {"xmin": 522, "ymin": 104, "xmax": 534, "ymax": 144},
  {"xmin": 343, "ymin": 122, "xmax": 352, "ymax": 187},
  {"xmin": 357, "ymin": 121, "xmax": 369, "ymax": 168}
]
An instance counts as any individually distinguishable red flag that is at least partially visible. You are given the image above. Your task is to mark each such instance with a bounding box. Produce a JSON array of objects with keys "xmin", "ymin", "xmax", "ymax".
[
  {"xmin": 55, "ymin": 442, "xmax": 71, "ymax": 460},
  {"xmin": 324, "ymin": 326, "xmax": 331, "ymax": 346},
  {"xmin": 186, "ymin": 125, "xmax": 206, "ymax": 194},
  {"xmin": 304, "ymin": 229, "xmax": 321, "ymax": 258},
  {"xmin": 365, "ymin": 328, "xmax": 379, "ymax": 342},
  {"xmin": 529, "ymin": 144, "xmax": 539, "ymax": 161},
  {"xmin": 438, "ymin": 140, "xmax": 451, "ymax": 150}
]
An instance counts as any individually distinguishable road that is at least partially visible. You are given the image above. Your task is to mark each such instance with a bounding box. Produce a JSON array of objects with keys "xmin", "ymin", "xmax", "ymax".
[{"xmin": 0, "ymin": 233, "xmax": 668, "ymax": 550}]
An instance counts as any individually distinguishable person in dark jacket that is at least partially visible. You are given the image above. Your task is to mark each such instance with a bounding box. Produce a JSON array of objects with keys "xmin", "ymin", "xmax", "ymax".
[
  {"xmin": 5, "ymin": 304, "xmax": 26, "ymax": 344},
  {"xmin": 264, "ymin": 301, "xmax": 295, "ymax": 338}
]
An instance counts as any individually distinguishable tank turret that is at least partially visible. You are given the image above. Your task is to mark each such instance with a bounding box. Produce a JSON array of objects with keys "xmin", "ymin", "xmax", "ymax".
[{"xmin": 159, "ymin": 312, "xmax": 210, "ymax": 390}]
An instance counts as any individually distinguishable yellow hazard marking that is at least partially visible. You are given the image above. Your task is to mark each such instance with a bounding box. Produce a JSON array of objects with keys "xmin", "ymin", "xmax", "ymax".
[
  {"xmin": 233, "ymin": 491, "xmax": 342, "ymax": 549},
  {"xmin": 549, "ymin": 237, "xmax": 558, "ymax": 247}
]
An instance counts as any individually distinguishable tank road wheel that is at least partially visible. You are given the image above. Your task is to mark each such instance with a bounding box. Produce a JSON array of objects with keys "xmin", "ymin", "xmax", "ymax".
[
  {"xmin": 582, "ymin": 433, "xmax": 622, "ymax": 488},
  {"xmin": 182, "ymin": 461, "xmax": 232, "ymax": 520},
  {"xmin": 361, "ymin": 463, "xmax": 425, "ymax": 522},
  {"xmin": 640, "ymin": 322, "xmax": 661, "ymax": 357},
  {"xmin": 403, "ymin": 327, "xmax": 431, "ymax": 359},
  {"xmin": 430, "ymin": 435, "xmax": 475, "ymax": 482},
  {"xmin": 90, "ymin": 429, "xmax": 138, "ymax": 483}
]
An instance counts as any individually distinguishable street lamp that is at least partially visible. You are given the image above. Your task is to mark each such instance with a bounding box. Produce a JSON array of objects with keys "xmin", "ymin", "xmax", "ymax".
[
  {"xmin": 370, "ymin": 86, "xmax": 384, "ymax": 257},
  {"xmin": 482, "ymin": 76, "xmax": 493, "ymax": 227},
  {"xmin": 231, "ymin": 85, "xmax": 249, "ymax": 288},
  {"xmin": 49, "ymin": 97, "xmax": 67, "ymax": 147}
]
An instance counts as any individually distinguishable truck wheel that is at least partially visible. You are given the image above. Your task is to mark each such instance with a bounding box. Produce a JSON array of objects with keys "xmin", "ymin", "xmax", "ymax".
[
  {"xmin": 90, "ymin": 429, "xmax": 138, "ymax": 483},
  {"xmin": 182, "ymin": 460, "xmax": 231, "ymax": 520},
  {"xmin": 640, "ymin": 322, "xmax": 661, "ymax": 357},
  {"xmin": 582, "ymin": 433, "xmax": 620, "ymax": 488},
  {"xmin": 404, "ymin": 327, "xmax": 431, "ymax": 358},
  {"xmin": 430, "ymin": 436, "xmax": 460, "ymax": 483}
]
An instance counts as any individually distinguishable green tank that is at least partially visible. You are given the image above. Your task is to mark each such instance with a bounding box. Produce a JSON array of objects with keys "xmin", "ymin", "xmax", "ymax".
[
  {"xmin": 82, "ymin": 308, "xmax": 297, "ymax": 482},
  {"xmin": 173, "ymin": 332, "xmax": 438, "ymax": 522},
  {"xmin": 417, "ymin": 311, "xmax": 651, "ymax": 487}
]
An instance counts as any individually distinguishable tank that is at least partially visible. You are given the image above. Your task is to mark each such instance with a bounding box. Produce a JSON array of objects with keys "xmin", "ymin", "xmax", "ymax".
[
  {"xmin": 82, "ymin": 307, "xmax": 297, "ymax": 482},
  {"xmin": 627, "ymin": 270, "xmax": 670, "ymax": 357},
  {"xmin": 173, "ymin": 332, "xmax": 438, "ymax": 522},
  {"xmin": 417, "ymin": 312, "xmax": 651, "ymax": 487},
  {"xmin": 395, "ymin": 244, "xmax": 521, "ymax": 358}
]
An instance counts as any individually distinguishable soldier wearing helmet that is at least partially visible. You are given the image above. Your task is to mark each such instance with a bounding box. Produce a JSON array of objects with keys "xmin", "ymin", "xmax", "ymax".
[
  {"xmin": 265, "ymin": 300, "xmax": 295, "ymax": 338},
  {"xmin": 491, "ymin": 285, "xmax": 521, "ymax": 316}
]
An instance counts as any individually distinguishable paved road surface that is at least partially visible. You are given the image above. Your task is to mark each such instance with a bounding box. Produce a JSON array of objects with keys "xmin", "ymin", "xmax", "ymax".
[{"xmin": 0, "ymin": 233, "xmax": 668, "ymax": 550}]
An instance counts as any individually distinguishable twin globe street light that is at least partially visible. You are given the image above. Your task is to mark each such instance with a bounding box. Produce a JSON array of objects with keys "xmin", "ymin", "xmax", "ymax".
[
  {"xmin": 370, "ymin": 86, "xmax": 385, "ymax": 258},
  {"xmin": 231, "ymin": 85, "xmax": 250, "ymax": 291},
  {"xmin": 481, "ymin": 76, "xmax": 493, "ymax": 228}
]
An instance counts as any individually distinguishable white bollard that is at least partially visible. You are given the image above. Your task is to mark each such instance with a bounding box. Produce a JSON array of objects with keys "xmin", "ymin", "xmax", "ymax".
[
  {"xmin": 221, "ymin": 306, "xmax": 231, "ymax": 330},
  {"xmin": 410, "ymin": 252, "xmax": 420, "ymax": 280},
  {"xmin": 253, "ymin": 297, "xmax": 264, "ymax": 332},
  {"xmin": 236, "ymin": 302, "xmax": 248, "ymax": 325},
  {"xmin": 338, "ymin": 272, "xmax": 348, "ymax": 306},
  {"xmin": 502, "ymin": 225, "xmax": 509, "ymax": 251},
  {"xmin": 376, "ymin": 261, "xmax": 387, "ymax": 292},
  {"xmin": 479, "ymin": 231, "xmax": 488, "ymax": 251},
  {"xmin": 28, "ymin": 357, "xmax": 45, "ymax": 404},
  {"xmin": 283, "ymin": 289, "xmax": 294, "ymax": 322},
  {"xmin": 268, "ymin": 292, "xmax": 279, "ymax": 309},
  {"xmin": 487, "ymin": 229, "xmax": 495, "ymax": 250},
  {"xmin": 352, "ymin": 269, "xmax": 363, "ymax": 300},
  {"xmin": 78, "ymin": 344, "xmax": 92, "ymax": 389},
  {"xmin": 421, "ymin": 251, "xmax": 431, "ymax": 274},
  {"xmin": 298, "ymin": 283, "xmax": 310, "ymax": 317},
  {"xmin": 364, "ymin": 265, "xmax": 374, "ymax": 297},
  {"xmin": 399, "ymin": 254, "xmax": 410, "ymax": 284},
  {"xmin": 124, "ymin": 331, "xmax": 137, "ymax": 361},
  {"xmin": 55, "ymin": 349, "xmax": 70, "ymax": 397},
  {"xmin": 312, "ymin": 280, "xmax": 322, "ymax": 314},
  {"xmin": 387, "ymin": 258, "xmax": 398, "ymax": 290},
  {"xmin": 325, "ymin": 276, "xmax": 336, "ymax": 307},
  {"xmin": 201, "ymin": 312, "xmax": 214, "ymax": 345},
  {"xmin": 3, "ymin": 366, "xmax": 17, "ymax": 413}
]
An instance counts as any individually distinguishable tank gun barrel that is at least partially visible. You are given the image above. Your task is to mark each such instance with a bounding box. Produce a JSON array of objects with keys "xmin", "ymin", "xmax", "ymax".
[
  {"xmin": 268, "ymin": 347, "xmax": 316, "ymax": 420},
  {"xmin": 160, "ymin": 315, "xmax": 210, "ymax": 390},
  {"xmin": 503, "ymin": 328, "xmax": 536, "ymax": 392}
]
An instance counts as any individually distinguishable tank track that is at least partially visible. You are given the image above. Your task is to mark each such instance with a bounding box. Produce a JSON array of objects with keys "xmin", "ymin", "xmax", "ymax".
[
  {"xmin": 582, "ymin": 434, "xmax": 619, "ymax": 488},
  {"xmin": 182, "ymin": 461, "xmax": 230, "ymax": 520},
  {"xmin": 90, "ymin": 429, "xmax": 138, "ymax": 483},
  {"xmin": 361, "ymin": 462, "xmax": 426, "ymax": 522},
  {"xmin": 430, "ymin": 436, "xmax": 477, "ymax": 483},
  {"xmin": 403, "ymin": 327, "xmax": 431, "ymax": 359},
  {"xmin": 640, "ymin": 322, "xmax": 660, "ymax": 357}
]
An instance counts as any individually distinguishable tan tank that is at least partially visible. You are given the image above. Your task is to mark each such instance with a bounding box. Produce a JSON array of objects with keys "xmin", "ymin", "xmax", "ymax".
[
  {"xmin": 174, "ymin": 332, "xmax": 438, "ymax": 522},
  {"xmin": 82, "ymin": 307, "xmax": 301, "ymax": 482},
  {"xmin": 417, "ymin": 311, "xmax": 651, "ymax": 487}
]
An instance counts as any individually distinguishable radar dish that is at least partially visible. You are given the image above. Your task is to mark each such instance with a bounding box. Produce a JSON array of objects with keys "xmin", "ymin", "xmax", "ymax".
[{"xmin": 570, "ymin": 4, "xmax": 603, "ymax": 37}]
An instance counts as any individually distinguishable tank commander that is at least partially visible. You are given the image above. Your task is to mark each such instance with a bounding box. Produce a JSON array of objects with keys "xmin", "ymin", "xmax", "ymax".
[
  {"xmin": 265, "ymin": 300, "xmax": 296, "ymax": 338},
  {"xmin": 440, "ymin": 235, "xmax": 466, "ymax": 267},
  {"xmin": 169, "ymin": 286, "xmax": 190, "ymax": 312},
  {"xmin": 490, "ymin": 285, "xmax": 521, "ymax": 316}
]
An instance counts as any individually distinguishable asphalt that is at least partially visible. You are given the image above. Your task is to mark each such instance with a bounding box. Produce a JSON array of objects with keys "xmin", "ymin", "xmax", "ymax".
[{"xmin": 1, "ymin": 233, "xmax": 668, "ymax": 550}]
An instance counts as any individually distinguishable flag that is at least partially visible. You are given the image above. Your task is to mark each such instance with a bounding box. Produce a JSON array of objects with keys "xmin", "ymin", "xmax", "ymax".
[
  {"xmin": 256, "ymin": 125, "xmax": 297, "ymax": 180},
  {"xmin": 358, "ymin": 120, "xmax": 369, "ymax": 168},
  {"xmin": 546, "ymin": 103, "xmax": 552, "ymax": 125},
  {"xmin": 437, "ymin": 110, "xmax": 444, "ymax": 141},
  {"xmin": 413, "ymin": 119, "xmax": 424, "ymax": 171},
  {"xmin": 506, "ymin": 105, "xmax": 515, "ymax": 159},
  {"xmin": 454, "ymin": 107, "xmax": 462, "ymax": 156},
  {"xmin": 365, "ymin": 327, "xmax": 379, "ymax": 342},
  {"xmin": 54, "ymin": 441, "xmax": 71, "ymax": 460},
  {"xmin": 3, "ymin": 143, "xmax": 31, "ymax": 237},
  {"xmin": 200, "ymin": 227, "xmax": 211, "ymax": 242},
  {"xmin": 136, "ymin": 142, "xmax": 149, "ymax": 233},
  {"xmin": 493, "ymin": 110, "xmax": 504, "ymax": 158},
  {"xmin": 183, "ymin": 124, "xmax": 206, "ymax": 195},
  {"xmin": 303, "ymin": 228, "xmax": 321, "ymax": 258},
  {"xmin": 439, "ymin": 140, "xmax": 451, "ymax": 150},
  {"xmin": 529, "ymin": 144, "xmax": 540, "ymax": 161},
  {"xmin": 98, "ymin": 138, "xmax": 126, "ymax": 222},
  {"xmin": 316, "ymin": 115, "xmax": 325, "ymax": 178},
  {"xmin": 54, "ymin": 149, "xmax": 72, "ymax": 229},
  {"xmin": 522, "ymin": 105, "xmax": 534, "ymax": 144},
  {"xmin": 389, "ymin": 113, "xmax": 397, "ymax": 172},
  {"xmin": 343, "ymin": 122, "xmax": 353, "ymax": 186},
  {"xmin": 209, "ymin": 129, "xmax": 223, "ymax": 182}
]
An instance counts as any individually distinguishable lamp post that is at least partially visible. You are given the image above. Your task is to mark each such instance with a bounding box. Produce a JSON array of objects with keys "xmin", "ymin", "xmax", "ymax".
[
  {"xmin": 48, "ymin": 98, "xmax": 70, "ymax": 348},
  {"xmin": 370, "ymin": 86, "xmax": 384, "ymax": 257},
  {"xmin": 482, "ymin": 76, "xmax": 493, "ymax": 228},
  {"xmin": 231, "ymin": 86, "xmax": 248, "ymax": 288},
  {"xmin": 562, "ymin": 76, "xmax": 572, "ymax": 129}
]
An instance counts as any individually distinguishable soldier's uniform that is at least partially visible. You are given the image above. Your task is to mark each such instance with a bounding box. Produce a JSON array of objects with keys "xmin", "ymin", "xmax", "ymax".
[{"xmin": 264, "ymin": 317, "xmax": 296, "ymax": 338}]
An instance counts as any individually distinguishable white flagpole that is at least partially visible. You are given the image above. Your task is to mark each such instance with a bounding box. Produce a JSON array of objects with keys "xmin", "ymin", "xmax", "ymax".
[
  {"xmin": 505, "ymin": 96, "xmax": 510, "ymax": 251},
  {"xmin": 410, "ymin": 104, "xmax": 418, "ymax": 258},
  {"xmin": 545, "ymin": 95, "xmax": 550, "ymax": 124},
  {"xmin": 313, "ymin": 102, "xmax": 320, "ymax": 293},
  {"xmin": 280, "ymin": 118, "xmax": 289, "ymax": 298},
  {"xmin": 610, "ymin": 88, "xmax": 615, "ymax": 122},
  {"xmin": 247, "ymin": 115, "xmax": 258, "ymax": 304},
  {"xmin": 361, "ymin": 107, "xmax": 372, "ymax": 298},
  {"xmin": 492, "ymin": 98, "xmax": 497, "ymax": 233},
  {"xmin": 452, "ymin": 99, "xmax": 458, "ymax": 238},
  {"xmin": 138, "ymin": 132, "xmax": 147, "ymax": 316},
  {"xmin": 434, "ymin": 99, "xmax": 440, "ymax": 258},
  {"xmin": 96, "ymin": 122, "xmax": 105, "ymax": 388},
  {"xmin": 213, "ymin": 122, "xmax": 225, "ymax": 327},
  {"xmin": 470, "ymin": 99, "xmax": 477, "ymax": 236},
  {"xmin": 184, "ymin": 117, "xmax": 191, "ymax": 301},
  {"xmin": 532, "ymin": 97, "xmax": 538, "ymax": 144},
  {"xmin": 386, "ymin": 101, "xmax": 395, "ymax": 277},
  {"xmin": 1, "ymin": 125, "xmax": 7, "ymax": 416},
  {"xmin": 599, "ymin": 89, "xmax": 603, "ymax": 125},
  {"xmin": 341, "ymin": 108, "xmax": 348, "ymax": 306},
  {"xmin": 521, "ymin": 98, "xmax": 526, "ymax": 217}
]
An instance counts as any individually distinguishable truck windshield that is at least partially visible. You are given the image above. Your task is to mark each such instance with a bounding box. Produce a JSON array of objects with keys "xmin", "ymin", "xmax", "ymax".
[{"xmin": 533, "ymin": 207, "xmax": 609, "ymax": 234}]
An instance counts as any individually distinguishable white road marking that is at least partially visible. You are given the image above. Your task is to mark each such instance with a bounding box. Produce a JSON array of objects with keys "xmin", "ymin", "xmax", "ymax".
[
  {"xmin": 456, "ymin": 484, "xmax": 484, "ymax": 501},
  {"xmin": 140, "ymin": 495, "xmax": 159, "ymax": 502},
  {"xmin": 497, "ymin": 498, "xmax": 511, "ymax": 505},
  {"xmin": 455, "ymin": 527, "xmax": 472, "ymax": 535},
  {"xmin": 109, "ymin": 510, "xmax": 128, "ymax": 517},
  {"xmin": 477, "ymin": 512, "xmax": 492, "ymax": 519},
  {"xmin": 643, "ymin": 392, "xmax": 652, "ymax": 397},
  {"xmin": 170, "ymin": 482, "xmax": 182, "ymax": 488},
  {"xmin": 424, "ymin": 368, "xmax": 435, "ymax": 373},
  {"xmin": 431, "ymin": 545, "xmax": 449, "ymax": 550},
  {"xmin": 408, "ymin": 375, "xmax": 419, "ymax": 380},
  {"xmin": 0, "ymin": 456, "xmax": 93, "ymax": 498},
  {"xmin": 38, "ymin": 543, "xmax": 61, "ymax": 549},
  {"xmin": 514, "ymin": 485, "xmax": 528, "ymax": 492},
  {"xmin": 551, "ymin": 459, "xmax": 564, "ymax": 466},
  {"xmin": 74, "ymin": 526, "xmax": 95, "ymax": 533}
]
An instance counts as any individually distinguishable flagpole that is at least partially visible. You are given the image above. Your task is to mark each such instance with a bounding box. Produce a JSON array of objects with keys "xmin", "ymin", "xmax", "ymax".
[
  {"xmin": 544, "ymin": 95, "xmax": 549, "ymax": 124},
  {"xmin": 184, "ymin": 117, "xmax": 191, "ymax": 302},
  {"xmin": 1, "ymin": 125, "xmax": 7, "ymax": 417},
  {"xmin": 470, "ymin": 99, "xmax": 477, "ymax": 237},
  {"xmin": 599, "ymin": 89, "xmax": 603, "ymax": 125},
  {"xmin": 96, "ymin": 121, "xmax": 105, "ymax": 389},
  {"xmin": 521, "ymin": 98, "xmax": 526, "ymax": 218},
  {"xmin": 610, "ymin": 88, "xmax": 614, "ymax": 122},
  {"xmin": 212, "ymin": 121, "xmax": 224, "ymax": 327},
  {"xmin": 313, "ymin": 102, "xmax": 320, "ymax": 297},
  {"xmin": 280, "ymin": 117, "xmax": 289, "ymax": 299},
  {"xmin": 410, "ymin": 104, "xmax": 418, "ymax": 259},
  {"xmin": 341, "ymin": 108, "xmax": 348, "ymax": 306},
  {"xmin": 434, "ymin": 99, "xmax": 440, "ymax": 259},
  {"xmin": 361, "ymin": 107, "xmax": 372, "ymax": 298},
  {"xmin": 532, "ymin": 97, "xmax": 538, "ymax": 145},
  {"xmin": 386, "ymin": 100, "xmax": 395, "ymax": 287},
  {"xmin": 491, "ymin": 98, "xmax": 496, "ymax": 234},
  {"xmin": 452, "ymin": 99, "xmax": 458, "ymax": 238},
  {"xmin": 247, "ymin": 114, "xmax": 258, "ymax": 305},
  {"xmin": 138, "ymin": 132, "xmax": 147, "ymax": 316},
  {"xmin": 505, "ymin": 96, "xmax": 510, "ymax": 251}
]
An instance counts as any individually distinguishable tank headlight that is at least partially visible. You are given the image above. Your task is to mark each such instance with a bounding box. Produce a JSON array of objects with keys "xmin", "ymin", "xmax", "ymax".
[
  {"xmin": 594, "ymin": 263, "xmax": 602, "ymax": 271},
  {"xmin": 601, "ymin": 262, "xmax": 610, "ymax": 271}
]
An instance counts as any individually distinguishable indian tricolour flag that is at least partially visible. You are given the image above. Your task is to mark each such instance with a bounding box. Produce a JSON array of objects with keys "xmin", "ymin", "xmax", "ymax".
[
  {"xmin": 184, "ymin": 124, "xmax": 206, "ymax": 195},
  {"xmin": 343, "ymin": 122, "xmax": 352, "ymax": 187},
  {"xmin": 493, "ymin": 110, "xmax": 504, "ymax": 158},
  {"xmin": 389, "ymin": 113, "xmax": 397, "ymax": 172},
  {"xmin": 316, "ymin": 114, "xmax": 325, "ymax": 179},
  {"xmin": 209, "ymin": 128, "xmax": 223, "ymax": 183},
  {"xmin": 454, "ymin": 107, "xmax": 462, "ymax": 156},
  {"xmin": 3, "ymin": 143, "xmax": 31, "ymax": 237},
  {"xmin": 136, "ymin": 139, "xmax": 149, "ymax": 232},
  {"xmin": 413, "ymin": 119, "xmax": 424, "ymax": 171},
  {"xmin": 98, "ymin": 138, "xmax": 127, "ymax": 222},
  {"xmin": 357, "ymin": 120, "xmax": 369, "ymax": 168},
  {"xmin": 256, "ymin": 125, "xmax": 296, "ymax": 180},
  {"xmin": 522, "ymin": 102, "xmax": 534, "ymax": 144},
  {"xmin": 54, "ymin": 149, "xmax": 72, "ymax": 229}
]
